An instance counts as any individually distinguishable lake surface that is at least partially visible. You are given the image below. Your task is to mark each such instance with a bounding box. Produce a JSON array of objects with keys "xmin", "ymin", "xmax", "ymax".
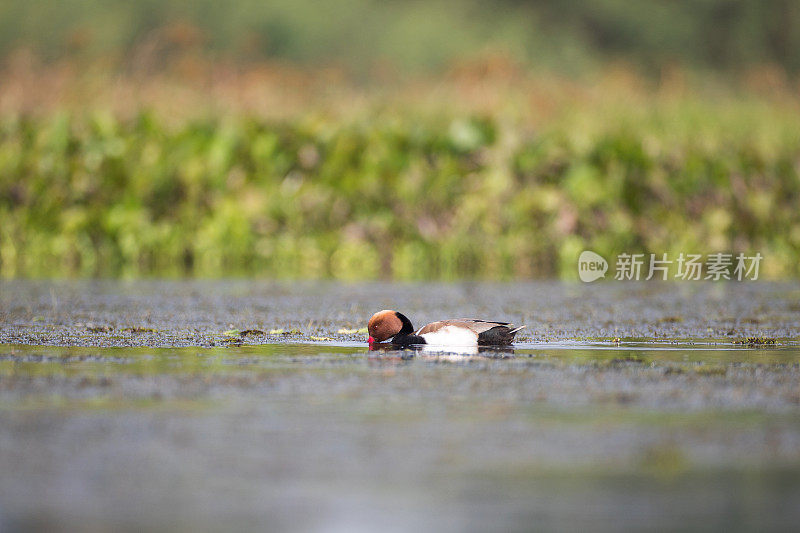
[{"xmin": 1, "ymin": 281, "xmax": 800, "ymax": 531}]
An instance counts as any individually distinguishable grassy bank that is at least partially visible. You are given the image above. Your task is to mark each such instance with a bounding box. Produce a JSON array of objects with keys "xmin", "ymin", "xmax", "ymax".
[{"xmin": 1, "ymin": 68, "xmax": 799, "ymax": 279}]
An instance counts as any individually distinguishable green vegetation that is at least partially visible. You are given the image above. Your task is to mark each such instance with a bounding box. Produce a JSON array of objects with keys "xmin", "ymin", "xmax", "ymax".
[
  {"xmin": 734, "ymin": 337, "xmax": 778, "ymax": 345},
  {"xmin": 2, "ymin": 0, "xmax": 799, "ymax": 279},
  {"xmin": 1, "ymin": 84, "xmax": 799, "ymax": 279}
]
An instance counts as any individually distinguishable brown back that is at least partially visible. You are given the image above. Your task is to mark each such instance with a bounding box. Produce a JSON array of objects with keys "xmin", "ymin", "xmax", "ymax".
[{"xmin": 416, "ymin": 319, "xmax": 512, "ymax": 336}]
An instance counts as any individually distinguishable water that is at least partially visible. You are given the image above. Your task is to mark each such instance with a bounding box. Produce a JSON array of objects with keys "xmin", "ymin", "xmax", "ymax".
[{"xmin": 1, "ymin": 281, "xmax": 800, "ymax": 531}]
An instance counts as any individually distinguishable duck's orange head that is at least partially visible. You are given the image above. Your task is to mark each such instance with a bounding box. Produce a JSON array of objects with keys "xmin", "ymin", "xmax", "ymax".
[{"xmin": 367, "ymin": 310, "xmax": 403, "ymax": 343}]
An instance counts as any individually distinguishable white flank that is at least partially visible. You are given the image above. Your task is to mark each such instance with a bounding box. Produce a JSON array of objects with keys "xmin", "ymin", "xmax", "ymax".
[
  {"xmin": 420, "ymin": 344, "xmax": 479, "ymax": 356},
  {"xmin": 419, "ymin": 325, "xmax": 478, "ymax": 346}
]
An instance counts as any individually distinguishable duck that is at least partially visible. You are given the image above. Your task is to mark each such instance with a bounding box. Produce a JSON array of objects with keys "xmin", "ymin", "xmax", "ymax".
[{"xmin": 367, "ymin": 310, "xmax": 525, "ymax": 347}]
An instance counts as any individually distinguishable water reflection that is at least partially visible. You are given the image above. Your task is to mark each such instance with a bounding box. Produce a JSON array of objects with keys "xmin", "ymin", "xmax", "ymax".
[{"xmin": 368, "ymin": 342, "xmax": 514, "ymax": 358}]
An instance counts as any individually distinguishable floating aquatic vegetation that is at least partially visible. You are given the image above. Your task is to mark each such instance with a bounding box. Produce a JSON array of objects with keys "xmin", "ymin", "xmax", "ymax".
[
  {"xmin": 734, "ymin": 337, "xmax": 777, "ymax": 345},
  {"xmin": 121, "ymin": 327, "xmax": 156, "ymax": 333},
  {"xmin": 337, "ymin": 327, "xmax": 369, "ymax": 334}
]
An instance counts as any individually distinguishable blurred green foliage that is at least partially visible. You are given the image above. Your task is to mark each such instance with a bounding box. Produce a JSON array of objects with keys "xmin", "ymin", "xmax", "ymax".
[
  {"xmin": 2, "ymin": 99, "xmax": 799, "ymax": 279},
  {"xmin": 3, "ymin": 1, "xmax": 799, "ymax": 280},
  {"xmin": 1, "ymin": 0, "xmax": 799, "ymax": 74}
]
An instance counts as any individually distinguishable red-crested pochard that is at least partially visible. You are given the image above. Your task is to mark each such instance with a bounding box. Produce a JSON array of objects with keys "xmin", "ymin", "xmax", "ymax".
[{"xmin": 367, "ymin": 310, "xmax": 525, "ymax": 347}]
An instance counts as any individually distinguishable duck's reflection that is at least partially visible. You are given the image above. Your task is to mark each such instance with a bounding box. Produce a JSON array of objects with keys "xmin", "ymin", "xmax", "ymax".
[{"xmin": 368, "ymin": 342, "xmax": 514, "ymax": 359}]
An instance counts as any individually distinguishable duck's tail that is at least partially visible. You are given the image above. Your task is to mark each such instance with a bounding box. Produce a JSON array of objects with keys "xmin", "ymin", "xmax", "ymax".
[{"xmin": 508, "ymin": 325, "xmax": 526, "ymax": 335}]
